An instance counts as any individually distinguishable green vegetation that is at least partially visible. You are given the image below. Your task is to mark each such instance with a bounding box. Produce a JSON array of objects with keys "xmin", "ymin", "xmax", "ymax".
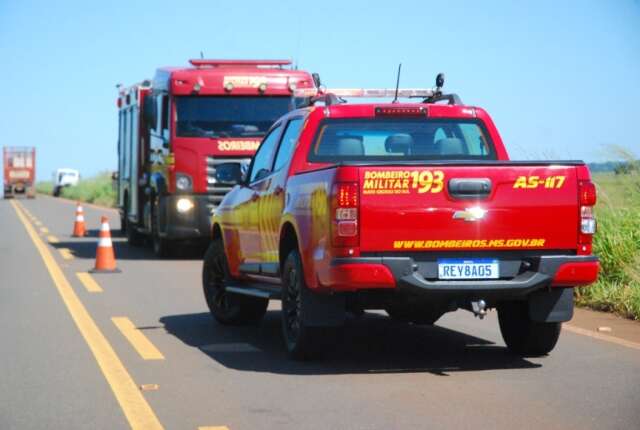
[
  {"xmin": 575, "ymin": 156, "xmax": 640, "ymax": 320},
  {"xmin": 37, "ymin": 172, "xmax": 116, "ymax": 207}
]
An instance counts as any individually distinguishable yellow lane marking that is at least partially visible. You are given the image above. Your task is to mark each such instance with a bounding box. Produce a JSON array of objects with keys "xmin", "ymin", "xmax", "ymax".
[
  {"xmin": 40, "ymin": 227, "xmax": 49, "ymax": 234},
  {"xmin": 47, "ymin": 235, "xmax": 60, "ymax": 244},
  {"xmin": 198, "ymin": 427, "xmax": 231, "ymax": 430},
  {"xmin": 58, "ymin": 248, "xmax": 74, "ymax": 260},
  {"xmin": 112, "ymin": 317, "xmax": 165, "ymax": 361},
  {"xmin": 77, "ymin": 272, "xmax": 103, "ymax": 293},
  {"xmin": 11, "ymin": 201, "xmax": 163, "ymax": 430},
  {"xmin": 565, "ymin": 324, "xmax": 640, "ymax": 351}
]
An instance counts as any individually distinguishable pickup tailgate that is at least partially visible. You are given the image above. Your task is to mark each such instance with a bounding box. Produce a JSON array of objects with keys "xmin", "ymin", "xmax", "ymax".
[{"xmin": 358, "ymin": 164, "xmax": 579, "ymax": 252}]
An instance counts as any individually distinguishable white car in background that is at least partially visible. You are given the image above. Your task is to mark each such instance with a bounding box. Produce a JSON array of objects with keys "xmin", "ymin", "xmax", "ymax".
[{"xmin": 53, "ymin": 168, "xmax": 80, "ymax": 197}]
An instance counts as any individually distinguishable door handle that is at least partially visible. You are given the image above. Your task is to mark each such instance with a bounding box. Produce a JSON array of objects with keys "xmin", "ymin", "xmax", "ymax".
[{"xmin": 448, "ymin": 178, "xmax": 492, "ymax": 199}]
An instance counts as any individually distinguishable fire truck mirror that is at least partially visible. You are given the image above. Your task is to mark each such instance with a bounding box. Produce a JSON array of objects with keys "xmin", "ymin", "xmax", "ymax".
[{"xmin": 142, "ymin": 94, "xmax": 156, "ymax": 128}]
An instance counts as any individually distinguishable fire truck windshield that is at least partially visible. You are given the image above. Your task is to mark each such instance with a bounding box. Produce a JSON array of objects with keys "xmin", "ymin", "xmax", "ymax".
[{"xmin": 175, "ymin": 96, "xmax": 292, "ymax": 138}]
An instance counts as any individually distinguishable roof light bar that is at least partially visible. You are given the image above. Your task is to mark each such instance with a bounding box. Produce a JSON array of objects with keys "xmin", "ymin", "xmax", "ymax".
[
  {"xmin": 189, "ymin": 59, "xmax": 292, "ymax": 67},
  {"xmin": 328, "ymin": 88, "xmax": 436, "ymax": 98},
  {"xmin": 292, "ymin": 88, "xmax": 437, "ymax": 99}
]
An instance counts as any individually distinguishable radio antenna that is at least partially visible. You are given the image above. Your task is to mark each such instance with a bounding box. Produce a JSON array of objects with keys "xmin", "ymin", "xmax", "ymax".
[{"xmin": 392, "ymin": 63, "xmax": 402, "ymax": 103}]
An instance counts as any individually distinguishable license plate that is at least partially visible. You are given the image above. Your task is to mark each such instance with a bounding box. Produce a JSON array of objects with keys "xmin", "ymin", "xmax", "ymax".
[{"xmin": 437, "ymin": 259, "xmax": 499, "ymax": 280}]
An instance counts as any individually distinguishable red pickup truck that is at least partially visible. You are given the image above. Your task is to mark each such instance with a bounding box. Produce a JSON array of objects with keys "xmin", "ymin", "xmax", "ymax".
[{"xmin": 203, "ymin": 80, "xmax": 599, "ymax": 359}]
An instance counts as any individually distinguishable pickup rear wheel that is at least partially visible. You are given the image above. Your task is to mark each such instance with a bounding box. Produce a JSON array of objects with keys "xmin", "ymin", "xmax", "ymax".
[
  {"xmin": 202, "ymin": 238, "xmax": 268, "ymax": 325},
  {"xmin": 498, "ymin": 301, "xmax": 561, "ymax": 356},
  {"xmin": 281, "ymin": 250, "xmax": 328, "ymax": 360}
]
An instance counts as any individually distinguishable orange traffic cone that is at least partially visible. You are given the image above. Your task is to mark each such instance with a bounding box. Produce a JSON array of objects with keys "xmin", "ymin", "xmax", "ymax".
[
  {"xmin": 90, "ymin": 216, "xmax": 121, "ymax": 273},
  {"xmin": 72, "ymin": 202, "xmax": 87, "ymax": 237}
]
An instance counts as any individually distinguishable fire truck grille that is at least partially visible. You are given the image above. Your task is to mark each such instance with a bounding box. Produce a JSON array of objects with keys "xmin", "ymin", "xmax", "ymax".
[{"xmin": 205, "ymin": 156, "xmax": 251, "ymax": 206}]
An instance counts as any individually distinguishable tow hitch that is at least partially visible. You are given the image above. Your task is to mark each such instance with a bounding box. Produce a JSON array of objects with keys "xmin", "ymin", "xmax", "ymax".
[{"xmin": 471, "ymin": 300, "xmax": 487, "ymax": 319}]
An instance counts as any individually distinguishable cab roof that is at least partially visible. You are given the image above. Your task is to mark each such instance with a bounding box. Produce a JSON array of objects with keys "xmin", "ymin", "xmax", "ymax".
[{"xmin": 152, "ymin": 59, "xmax": 315, "ymax": 96}]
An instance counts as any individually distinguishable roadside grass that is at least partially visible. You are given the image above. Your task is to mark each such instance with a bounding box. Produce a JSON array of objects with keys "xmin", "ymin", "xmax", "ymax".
[
  {"xmin": 35, "ymin": 181, "xmax": 54, "ymax": 194},
  {"xmin": 575, "ymin": 167, "xmax": 640, "ymax": 320},
  {"xmin": 37, "ymin": 172, "xmax": 116, "ymax": 207}
]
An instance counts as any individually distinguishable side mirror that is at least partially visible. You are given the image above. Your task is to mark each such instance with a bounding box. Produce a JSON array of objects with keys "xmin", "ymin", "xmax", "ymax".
[
  {"xmin": 142, "ymin": 94, "xmax": 156, "ymax": 127},
  {"xmin": 214, "ymin": 162, "xmax": 246, "ymax": 186}
]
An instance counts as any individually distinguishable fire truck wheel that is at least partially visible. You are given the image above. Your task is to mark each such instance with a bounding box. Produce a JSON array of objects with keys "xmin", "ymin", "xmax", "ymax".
[
  {"xmin": 202, "ymin": 238, "xmax": 268, "ymax": 325},
  {"xmin": 126, "ymin": 222, "xmax": 145, "ymax": 247},
  {"xmin": 498, "ymin": 301, "xmax": 562, "ymax": 356},
  {"xmin": 281, "ymin": 249, "xmax": 328, "ymax": 360},
  {"xmin": 152, "ymin": 231, "xmax": 171, "ymax": 257},
  {"xmin": 151, "ymin": 208, "xmax": 172, "ymax": 257}
]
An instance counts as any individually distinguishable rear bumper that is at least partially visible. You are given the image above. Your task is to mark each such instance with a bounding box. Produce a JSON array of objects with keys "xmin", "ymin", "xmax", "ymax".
[
  {"xmin": 159, "ymin": 194, "xmax": 213, "ymax": 241},
  {"xmin": 323, "ymin": 255, "xmax": 599, "ymax": 297}
]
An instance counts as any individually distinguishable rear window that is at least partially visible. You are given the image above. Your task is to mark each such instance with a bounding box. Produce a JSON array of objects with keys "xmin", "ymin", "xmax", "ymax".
[{"xmin": 309, "ymin": 118, "xmax": 496, "ymax": 162}]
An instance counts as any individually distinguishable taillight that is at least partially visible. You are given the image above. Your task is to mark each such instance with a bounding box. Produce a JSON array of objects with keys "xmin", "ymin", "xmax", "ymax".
[
  {"xmin": 579, "ymin": 181, "xmax": 597, "ymax": 206},
  {"xmin": 578, "ymin": 181, "xmax": 597, "ymax": 254},
  {"xmin": 331, "ymin": 182, "xmax": 359, "ymax": 248}
]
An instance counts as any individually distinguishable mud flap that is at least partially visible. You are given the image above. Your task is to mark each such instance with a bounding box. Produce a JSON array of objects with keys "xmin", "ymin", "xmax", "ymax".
[
  {"xmin": 528, "ymin": 288, "xmax": 574, "ymax": 322},
  {"xmin": 301, "ymin": 287, "xmax": 346, "ymax": 327}
]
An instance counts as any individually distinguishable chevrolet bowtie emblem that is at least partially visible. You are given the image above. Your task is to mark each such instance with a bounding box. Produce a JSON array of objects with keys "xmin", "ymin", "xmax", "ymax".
[{"xmin": 453, "ymin": 207, "xmax": 487, "ymax": 222}]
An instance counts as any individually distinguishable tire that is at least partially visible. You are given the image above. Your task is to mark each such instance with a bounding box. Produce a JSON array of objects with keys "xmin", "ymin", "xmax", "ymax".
[
  {"xmin": 498, "ymin": 301, "xmax": 561, "ymax": 356},
  {"xmin": 281, "ymin": 250, "xmax": 329, "ymax": 360},
  {"xmin": 120, "ymin": 214, "xmax": 127, "ymax": 235},
  {"xmin": 151, "ymin": 205, "xmax": 172, "ymax": 258},
  {"xmin": 122, "ymin": 202, "xmax": 144, "ymax": 246},
  {"xmin": 202, "ymin": 238, "xmax": 268, "ymax": 325},
  {"xmin": 126, "ymin": 220, "xmax": 145, "ymax": 246},
  {"xmin": 53, "ymin": 186, "xmax": 61, "ymax": 197}
]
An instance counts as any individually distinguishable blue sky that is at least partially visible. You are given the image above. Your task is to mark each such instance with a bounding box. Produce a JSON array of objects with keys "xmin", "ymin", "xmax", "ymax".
[{"xmin": 1, "ymin": 0, "xmax": 639, "ymax": 180}]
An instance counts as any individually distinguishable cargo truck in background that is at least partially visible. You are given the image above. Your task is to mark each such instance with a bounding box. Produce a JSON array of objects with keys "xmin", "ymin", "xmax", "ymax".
[
  {"xmin": 116, "ymin": 59, "xmax": 318, "ymax": 257},
  {"xmin": 3, "ymin": 147, "xmax": 36, "ymax": 199},
  {"xmin": 52, "ymin": 168, "xmax": 80, "ymax": 197}
]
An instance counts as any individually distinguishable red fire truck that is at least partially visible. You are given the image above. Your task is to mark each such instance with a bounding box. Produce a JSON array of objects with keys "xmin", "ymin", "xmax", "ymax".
[
  {"xmin": 116, "ymin": 59, "xmax": 317, "ymax": 256},
  {"xmin": 3, "ymin": 147, "xmax": 36, "ymax": 199}
]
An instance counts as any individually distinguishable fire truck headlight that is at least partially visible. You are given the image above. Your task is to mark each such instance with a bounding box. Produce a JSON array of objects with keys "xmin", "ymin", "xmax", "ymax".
[
  {"xmin": 176, "ymin": 173, "xmax": 192, "ymax": 191},
  {"xmin": 176, "ymin": 198, "xmax": 194, "ymax": 213},
  {"xmin": 258, "ymin": 83, "xmax": 267, "ymax": 93}
]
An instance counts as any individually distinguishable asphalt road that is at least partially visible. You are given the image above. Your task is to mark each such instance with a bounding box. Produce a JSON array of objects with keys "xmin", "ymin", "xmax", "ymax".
[{"xmin": 1, "ymin": 195, "xmax": 639, "ymax": 430}]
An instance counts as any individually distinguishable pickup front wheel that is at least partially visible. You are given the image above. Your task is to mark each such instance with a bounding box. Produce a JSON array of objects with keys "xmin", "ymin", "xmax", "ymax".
[
  {"xmin": 498, "ymin": 301, "xmax": 561, "ymax": 356},
  {"xmin": 202, "ymin": 239, "xmax": 268, "ymax": 325}
]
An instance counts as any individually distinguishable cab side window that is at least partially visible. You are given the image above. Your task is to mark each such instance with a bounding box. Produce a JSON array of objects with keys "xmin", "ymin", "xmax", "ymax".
[
  {"xmin": 273, "ymin": 118, "xmax": 304, "ymax": 172},
  {"xmin": 249, "ymin": 124, "xmax": 282, "ymax": 183}
]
